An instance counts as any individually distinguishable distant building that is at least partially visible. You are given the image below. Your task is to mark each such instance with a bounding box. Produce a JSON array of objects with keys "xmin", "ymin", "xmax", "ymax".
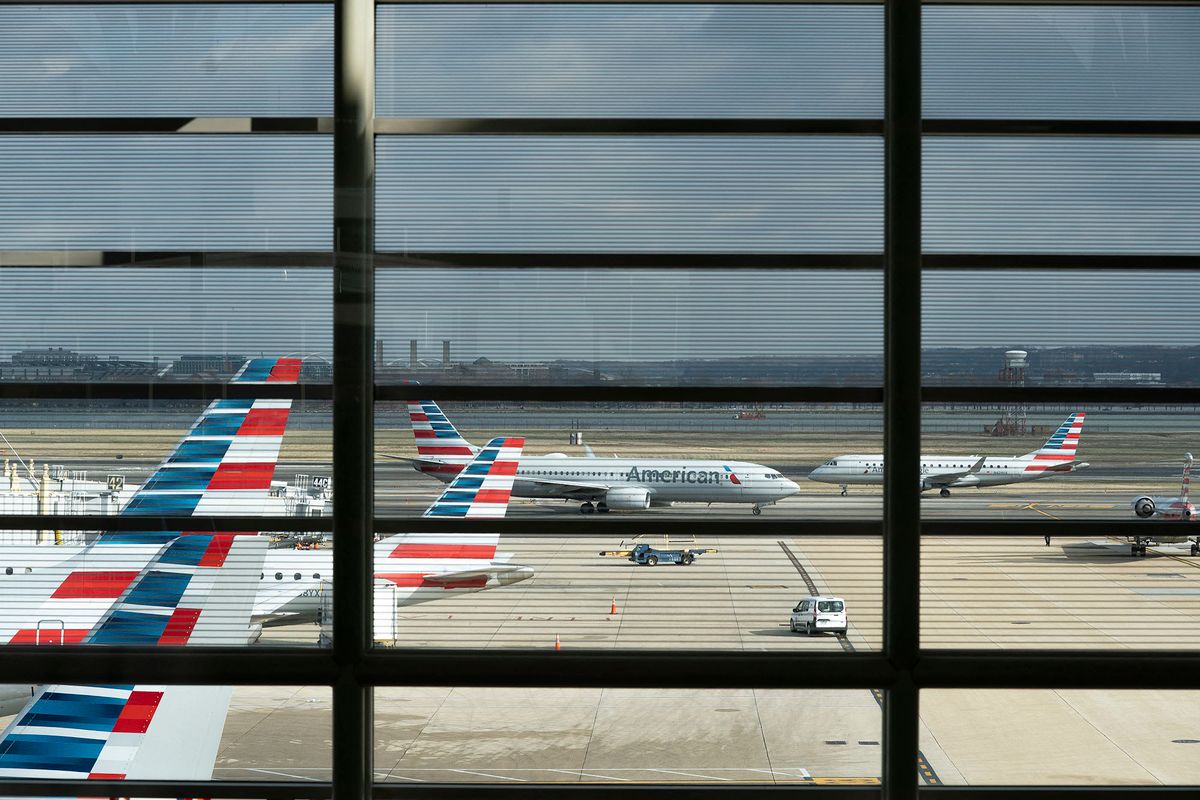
[
  {"xmin": 172, "ymin": 354, "xmax": 248, "ymax": 377},
  {"xmin": 1093, "ymin": 372, "xmax": 1162, "ymax": 385}
]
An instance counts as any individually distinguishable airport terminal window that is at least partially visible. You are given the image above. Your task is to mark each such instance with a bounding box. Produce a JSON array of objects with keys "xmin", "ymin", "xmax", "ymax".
[{"xmin": 1, "ymin": 1, "xmax": 1197, "ymax": 799}]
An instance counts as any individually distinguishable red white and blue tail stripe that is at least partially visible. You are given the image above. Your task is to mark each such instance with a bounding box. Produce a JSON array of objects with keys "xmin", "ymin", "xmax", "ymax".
[
  {"xmin": 408, "ymin": 400, "xmax": 478, "ymax": 459},
  {"xmin": 423, "ymin": 437, "xmax": 524, "ymax": 518},
  {"xmin": 1023, "ymin": 412, "xmax": 1085, "ymax": 472}
]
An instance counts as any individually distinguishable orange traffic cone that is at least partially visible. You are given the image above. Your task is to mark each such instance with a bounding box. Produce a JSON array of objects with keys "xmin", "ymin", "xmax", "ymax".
[
  {"xmin": 554, "ymin": 633, "xmax": 561, "ymax": 651},
  {"xmin": 610, "ymin": 597, "xmax": 618, "ymax": 615}
]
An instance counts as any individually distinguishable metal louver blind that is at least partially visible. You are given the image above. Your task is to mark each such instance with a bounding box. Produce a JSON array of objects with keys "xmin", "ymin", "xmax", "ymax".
[
  {"xmin": 924, "ymin": 6, "xmax": 1200, "ymax": 120},
  {"xmin": 924, "ymin": 137, "xmax": 1200, "ymax": 254},
  {"xmin": 376, "ymin": 136, "xmax": 883, "ymax": 253},
  {"xmin": 376, "ymin": 4, "xmax": 882, "ymax": 118},
  {"xmin": 0, "ymin": 4, "xmax": 332, "ymax": 117},
  {"xmin": 0, "ymin": 135, "xmax": 332, "ymax": 251}
]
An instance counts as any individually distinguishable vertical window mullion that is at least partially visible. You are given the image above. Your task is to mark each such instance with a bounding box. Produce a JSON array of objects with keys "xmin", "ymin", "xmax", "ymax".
[
  {"xmin": 884, "ymin": 0, "xmax": 922, "ymax": 798},
  {"xmin": 333, "ymin": 0, "xmax": 375, "ymax": 796}
]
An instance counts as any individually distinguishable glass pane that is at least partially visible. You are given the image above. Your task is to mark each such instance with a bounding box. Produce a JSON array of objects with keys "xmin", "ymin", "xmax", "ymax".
[
  {"xmin": 371, "ymin": 535, "xmax": 880, "ymax": 651},
  {"xmin": 0, "ymin": 398, "xmax": 332, "ymax": 519},
  {"xmin": 376, "ymin": 268, "xmax": 881, "ymax": 386},
  {"xmin": 924, "ymin": 137, "xmax": 1200, "ymax": 254},
  {"xmin": 377, "ymin": 402, "xmax": 881, "ymax": 521},
  {"xmin": 376, "ymin": 688, "xmax": 882, "ymax": 784},
  {"xmin": 0, "ymin": 685, "xmax": 329, "ymax": 780},
  {"xmin": 0, "ymin": 135, "xmax": 331, "ymax": 251},
  {"xmin": 0, "ymin": 4, "xmax": 331, "ymax": 117},
  {"xmin": 923, "ymin": 271, "xmax": 1200, "ymax": 386},
  {"xmin": 915, "ymin": 404, "xmax": 1199, "ymax": 522},
  {"xmin": 922, "ymin": 690, "xmax": 1200, "ymax": 785},
  {"xmin": 0, "ymin": 267, "xmax": 331, "ymax": 382},
  {"xmin": 376, "ymin": 136, "xmax": 883, "ymax": 253},
  {"xmin": 377, "ymin": 4, "xmax": 882, "ymax": 118},
  {"xmin": 925, "ymin": 6, "xmax": 1200, "ymax": 120},
  {"xmin": 923, "ymin": 535, "xmax": 1200, "ymax": 650}
]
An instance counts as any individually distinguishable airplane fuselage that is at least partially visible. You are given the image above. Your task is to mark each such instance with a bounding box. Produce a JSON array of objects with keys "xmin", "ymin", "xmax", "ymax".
[
  {"xmin": 809, "ymin": 455, "xmax": 1084, "ymax": 489},
  {"xmin": 417, "ymin": 456, "xmax": 799, "ymax": 507}
]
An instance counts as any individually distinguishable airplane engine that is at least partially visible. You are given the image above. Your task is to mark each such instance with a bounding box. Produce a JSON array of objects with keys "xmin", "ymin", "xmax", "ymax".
[
  {"xmin": 606, "ymin": 486, "xmax": 652, "ymax": 510},
  {"xmin": 1132, "ymin": 497, "xmax": 1156, "ymax": 518}
]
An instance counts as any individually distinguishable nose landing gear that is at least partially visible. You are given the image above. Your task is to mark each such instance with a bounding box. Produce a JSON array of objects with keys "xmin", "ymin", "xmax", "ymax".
[
  {"xmin": 939, "ymin": 488, "xmax": 951, "ymax": 498},
  {"xmin": 839, "ymin": 484, "xmax": 848, "ymax": 497}
]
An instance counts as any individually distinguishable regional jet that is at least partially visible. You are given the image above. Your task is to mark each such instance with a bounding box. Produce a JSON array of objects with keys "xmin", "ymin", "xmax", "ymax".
[
  {"xmin": 394, "ymin": 400, "xmax": 800, "ymax": 514},
  {"xmin": 808, "ymin": 412, "xmax": 1088, "ymax": 497},
  {"xmin": 1125, "ymin": 452, "xmax": 1200, "ymax": 557}
]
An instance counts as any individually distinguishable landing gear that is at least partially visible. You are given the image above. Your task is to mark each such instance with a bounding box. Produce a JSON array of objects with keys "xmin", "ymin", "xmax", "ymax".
[
  {"xmin": 1132, "ymin": 541, "xmax": 1147, "ymax": 557},
  {"xmin": 580, "ymin": 502, "xmax": 595, "ymax": 514},
  {"xmin": 751, "ymin": 505, "xmax": 762, "ymax": 516},
  {"xmin": 839, "ymin": 484, "xmax": 848, "ymax": 497},
  {"xmin": 939, "ymin": 488, "xmax": 951, "ymax": 498},
  {"xmin": 1191, "ymin": 542, "xmax": 1199, "ymax": 557}
]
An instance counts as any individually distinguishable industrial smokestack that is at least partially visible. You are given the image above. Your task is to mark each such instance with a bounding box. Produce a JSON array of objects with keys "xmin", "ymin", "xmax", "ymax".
[
  {"xmin": 410, "ymin": 339, "xmax": 418, "ymax": 368},
  {"xmin": 442, "ymin": 339, "xmax": 451, "ymax": 370}
]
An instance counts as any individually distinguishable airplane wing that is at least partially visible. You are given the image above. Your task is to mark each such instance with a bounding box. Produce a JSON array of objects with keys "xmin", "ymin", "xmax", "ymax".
[
  {"xmin": 921, "ymin": 456, "xmax": 987, "ymax": 489},
  {"xmin": 514, "ymin": 474, "xmax": 609, "ymax": 499}
]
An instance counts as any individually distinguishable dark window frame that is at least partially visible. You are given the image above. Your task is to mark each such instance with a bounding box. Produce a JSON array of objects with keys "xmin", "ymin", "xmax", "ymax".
[{"xmin": 0, "ymin": 1, "xmax": 1198, "ymax": 799}]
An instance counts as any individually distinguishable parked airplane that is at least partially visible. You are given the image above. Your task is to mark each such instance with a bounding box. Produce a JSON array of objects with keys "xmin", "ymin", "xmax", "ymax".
[
  {"xmin": 1125, "ymin": 453, "xmax": 1200, "ymax": 557},
  {"xmin": 808, "ymin": 412, "xmax": 1088, "ymax": 497},
  {"xmin": 0, "ymin": 356, "xmax": 293, "ymax": 782},
  {"xmin": 393, "ymin": 400, "xmax": 800, "ymax": 515},
  {"xmin": 252, "ymin": 436, "xmax": 533, "ymax": 625}
]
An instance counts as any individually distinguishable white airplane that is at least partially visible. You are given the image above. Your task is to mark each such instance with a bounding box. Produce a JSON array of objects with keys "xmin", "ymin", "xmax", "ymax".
[
  {"xmin": 1125, "ymin": 453, "xmax": 1200, "ymax": 557},
  {"xmin": 808, "ymin": 412, "xmax": 1088, "ymax": 497},
  {"xmin": 394, "ymin": 400, "xmax": 800, "ymax": 515},
  {"xmin": 252, "ymin": 436, "xmax": 533, "ymax": 626}
]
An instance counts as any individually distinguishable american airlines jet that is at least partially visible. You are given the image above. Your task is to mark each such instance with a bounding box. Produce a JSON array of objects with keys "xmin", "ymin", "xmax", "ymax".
[
  {"xmin": 808, "ymin": 412, "xmax": 1088, "ymax": 497},
  {"xmin": 1125, "ymin": 453, "xmax": 1200, "ymax": 557},
  {"xmin": 395, "ymin": 400, "xmax": 800, "ymax": 515}
]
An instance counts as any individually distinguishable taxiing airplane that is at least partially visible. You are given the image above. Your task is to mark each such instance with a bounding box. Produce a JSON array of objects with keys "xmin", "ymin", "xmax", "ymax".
[
  {"xmin": 808, "ymin": 412, "xmax": 1088, "ymax": 497},
  {"xmin": 1125, "ymin": 453, "xmax": 1200, "ymax": 557},
  {"xmin": 394, "ymin": 400, "xmax": 800, "ymax": 515},
  {"xmin": 252, "ymin": 436, "xmax": 533, "ymax": 625}
]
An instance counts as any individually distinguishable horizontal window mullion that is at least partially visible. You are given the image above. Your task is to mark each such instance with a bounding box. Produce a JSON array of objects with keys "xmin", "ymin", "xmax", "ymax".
[
  {"xmin": 921, "ymin": 520, "xmax": 1194, "ymax": 538},
  {"xmin": 921, "ymin": 789, "xmax": 1200, "ymax": 800},
  {"xmin": 0, "ymin": 514, "xmax": 332, "ymax": 532},
  {"xmin": 924, "ymin": 120, "xmax": 1200, "ymax": 137},
  {"xmin": 921, "ymin": 385, "xmax": 1200, "ymax": 404},
  {"xmin": 923, "ymin": 254, "xmax": 1200, "ymax": 270},
  {"xmin": 361, "ymin": 652, "xmax": 894, "ymax": 689},
  {"xmin": 374, "ymin": 384, "xmax": 883, "ymax": 403},
  {"xmin": 0, "ymin": 381, "xmax": 329, "ymax": 400},
  {"xmin": 0, "ymin": 780, "xmax": 330, "ymax": 800},
  {"xmin": 374, "ymin": 518, "xmax": 881, "ymax": 536},
  {"xmin": 0, "ymin": 648, "xmax": 338, "ymax": 685},
  {"xmin": 917, "ymin": 652, "xmax": 1200, "ymax": 690},
  {"xmin": 374, "ymin": 119, "xmax": 883, "ymax": 136},
  {"xmin": 0, "ymin": 118, "xmax": 330, "ymax": 134},
  {"xmin": 375, "ymin": 787, "xmax": 880, "ymax": 799},
  {"xmin": 375, "ymin": 252, "xmax": 884, "ymax": 270},
  {"xmin": 0, "ymin": 250, "xmax": 333, "ymax": 268}
]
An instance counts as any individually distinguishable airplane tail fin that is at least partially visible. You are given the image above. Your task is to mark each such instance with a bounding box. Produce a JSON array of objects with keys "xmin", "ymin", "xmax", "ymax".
[
  {"xmin": 407, "ymin": 399, "xmax": 479, "ymax": 459},
  {"xmin": 1022, "ymin": 412, "xmax": 1086, "ymax": 462},
  {"xmin": 1182, "ymin": 453, "xmax": 1194, "ymax": 502},
  {"xmin": 423, "ymin": 437, "xmax": 524, "ymax": 518}
]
